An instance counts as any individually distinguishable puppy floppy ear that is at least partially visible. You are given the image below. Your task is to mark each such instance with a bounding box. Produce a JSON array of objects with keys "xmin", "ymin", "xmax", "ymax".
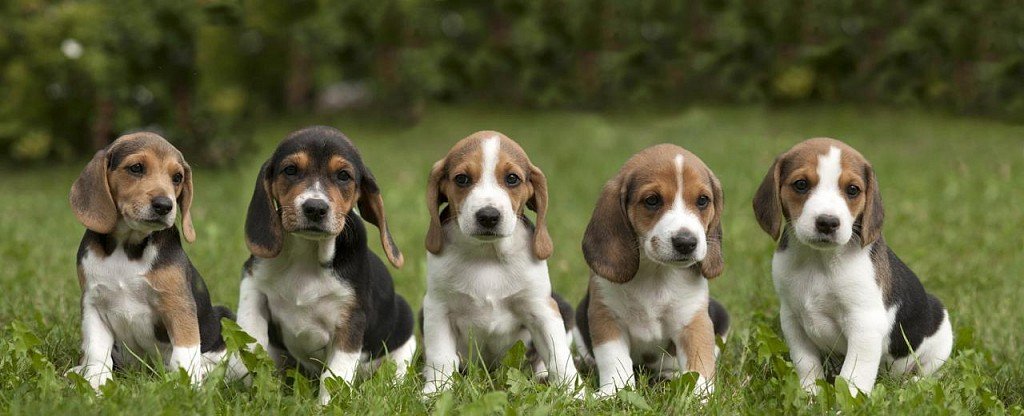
[
  {"xmin": 582, "ymin": 174, "xmax": 638, "ymax": 283},
  {"xmin": 70, "ymin": 149, "xmax": 118, "ymax": 234},
  {"xmin": 700, "ymin": 171, "xmax": 724, "ymax": 279},
  {"xmin": 245, "ymin": 160, "xmax": 283, "ymax": 258},
  {"xmin": 356, "ymin": 164, "xmax": 404, "ymax": 268},
  {"xmin": 526, "ymin": 164, "xmax": 553, "ymax": 260},
  {"xmin": 425, "ymin": 159, "xmax": 448, "ymax": 255},
  {"xmin": 178, "ymin": 159, "xmax": 196, "ymax": 243},
  {"xmin": 753, "ymin": 155, "xmax": 784, "ymax": 241},
  {"xmin": 858, "ymin": 163, "xmax": 884, "ymax": 247}
]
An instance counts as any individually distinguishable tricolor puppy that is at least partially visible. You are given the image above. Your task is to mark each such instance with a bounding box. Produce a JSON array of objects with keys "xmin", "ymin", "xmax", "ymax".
[
  {"xmin": 68, "ymin": 132, "xmax": 232, "ymax": 390},
  {"xmin": 421, "ymin": 131, "xmax": 579, "ymax": 395},
  {"xmin": 573, "ymin": 144, "xmax": 730, "ymax": 397},
  {"xmin": 235, "ymin": 126, "xmax": 414, "ymax": 405},
  {"xmin": 753, "ymin": 138, "xmax": 953, "ymax": 395}
]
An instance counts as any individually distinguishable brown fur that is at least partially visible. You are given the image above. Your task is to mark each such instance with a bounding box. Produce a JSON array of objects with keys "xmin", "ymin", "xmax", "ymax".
[
  {"xmin": 147, "ymin": 266, "xmax": 200, "ymax": 347},
  {"xmin": 677, "ymin": 301, "xmax": 716, "ymax": 380},
  {"xmin": 424, "ymin": 131, "xmax": 552, "ymax": 259},
  {"xmin": 70, "ymin": 132, "xmax": 196, "ymax": 242},
  {"xmin": 752, "ymin": 138, "xmax": 884, "ymax": 247},
  {"xmin": 333, "ymin": 298, "xmax": 364, "ymax": 353},
  {"xmin": 583, "ymin": 144, "xmax": 724, "ymax": 283},
  {"xmin": 586, "ymin": 279, "xmax": 623, "ymax": 346}
]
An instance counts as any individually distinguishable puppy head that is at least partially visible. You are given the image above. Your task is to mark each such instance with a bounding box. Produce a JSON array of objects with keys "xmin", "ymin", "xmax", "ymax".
[
  {"xmin": 583, "ymin": 144, "xmax": 724, "ymax": 283},
  {"xmin": 425, "ymin": 131, "xmax": 552, "ymax": 259},
  {"xmin": 245, "ymin": 126, "xmax": 403, "ymax": 267},
  {"xmin": 69, "ymin": 132, "xmax": 196, "ymax": 242},
  {"xmin": 753, "ymin": 138, "xmax": 883, "ymax": 249}
]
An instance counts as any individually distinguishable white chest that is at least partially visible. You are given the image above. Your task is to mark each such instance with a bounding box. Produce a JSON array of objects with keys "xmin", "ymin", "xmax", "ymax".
[
  {"xmin": 773, "ymin": 245, "xmax": 889, "ymax": 354},
  {"xmin": 80, "ymin": 245, "xmax": 162, "ymax": 355},
  {"xmin": 598, "ymin": 266, "xmax": 708, "ymax": 357},
  {"xmin": 251, "ymin": 260, "xmax": 355, "ymax": 366},
  {"xmin": 427, "ymin": 224, "xmax": 551, "ymax": 357}
]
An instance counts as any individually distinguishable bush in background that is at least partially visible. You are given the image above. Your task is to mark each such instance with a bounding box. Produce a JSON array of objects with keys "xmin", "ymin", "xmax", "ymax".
[{"xmin": 2, "ymin": 0, "xmax": 1021, "ymax": 164}]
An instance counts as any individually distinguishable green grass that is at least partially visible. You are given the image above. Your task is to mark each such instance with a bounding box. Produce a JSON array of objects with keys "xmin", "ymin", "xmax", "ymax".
[{"xmin": 1, "ymin": 105, "xmax": 1022, "ymax": 414}]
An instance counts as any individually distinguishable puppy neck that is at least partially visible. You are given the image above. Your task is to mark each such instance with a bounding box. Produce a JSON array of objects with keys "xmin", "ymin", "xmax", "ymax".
[
  {"xmin": 634, "ymin": 255, "xmax": 703, "ymax": 283},
  {"xmin": 442, "ymin": 218, "xmax": 526, "ymax": 260},
  {"xmin": 112, "ymin": 220, "xmax": 156, "ymax": 246},
  {"xmin": 278, "ymin": 233, "xmax": 337, "ymax": 267},
  {"xmin": 782, "ymin": 226, "xmax": 871, "ymax": 265}
]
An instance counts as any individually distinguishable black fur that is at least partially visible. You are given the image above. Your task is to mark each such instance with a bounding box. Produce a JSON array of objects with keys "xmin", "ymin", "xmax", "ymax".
[
  {"xmin": 247, "ymin": 127, "xmax": 413, "ymax": 367},
  {"xmin": 873, "ymin": 239, "xmax": 947, "ymax": 358},
  {"xmin": 76, "ymin": 226, "xmax": 232, "ymax": 354},
  {"xmin": 575, "ymin": 292, "xmax": 729, "ymax": 356}
]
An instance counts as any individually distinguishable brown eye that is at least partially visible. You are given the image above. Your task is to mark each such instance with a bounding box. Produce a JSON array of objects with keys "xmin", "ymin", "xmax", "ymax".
[
  {"xmin": 696, "ymin": 195, "xmax": 710, "ymax": 209},
  {"xmin": 643, "ymin": 194, "xmax": 662, "ymax": 208},
  {"xmin": 792, "ymin": 179, "xmax": 809, "ymax": 193},
  {"xmin": 172, "ymin": 173, "xmax": 184, "ymax": 184},
  {"xmin": 128, "ymin": 163, "xmax": 144, "ymax": 174},
  {"xmin": 283, "ymin": 165, "xmax": 298, "ymax": 176},
  {"xmin": 505, "ymin": 173, "xmax": 521, "ymax": 187},
  {"xmin": 846, "ymin": 184, "xmax": 861, "ymax": 198},
  {"xmin": 337, "ymin": 170, "xmax": 351, "ymax": 182},
  {"xmin": 454, "ymin": 174, "xmax": 471, "ymax": 187}
]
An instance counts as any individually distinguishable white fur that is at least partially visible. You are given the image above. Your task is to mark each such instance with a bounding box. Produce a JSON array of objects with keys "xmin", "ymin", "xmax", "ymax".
[
  {"xmin": 69, "ymin": 231, "xmax": 218, "ymax": 390},
  {"xmin": 456, "ymin": 136, "xmax": 517, "ymax": 238},
  {"xmin": 235, "ymin": 235, "xmax": 413, "ymax": 402},
  {"xmin": 774, "ymin": 241, "xmax": 892, "ymax": 395},
  {"xmin": 643, "ymin": 154, "xmax": 708, "ymax": 265},
  {"xmin": 793, "ymin": 146, "xmax": 855, "ymax": 247},
  {"xmin": 422, "ymin": 219, "xmax": 579, "ymax": 396},
  {"xmin": 590, "ymin": 260, "xmax": 711, "ymax": 397},
  {"xmin": 774, "ymin": 145, "xmax": 951, "ymax": 396}
]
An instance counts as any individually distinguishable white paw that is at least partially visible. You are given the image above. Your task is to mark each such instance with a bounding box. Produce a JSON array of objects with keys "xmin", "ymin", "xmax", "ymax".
[
  {"xmin": 318, "ymin": 386, "xmax": 332, "ymax": 406},
  {"xmin": 67, "ymin": 363, "xmax": 112, "ymax": 391},
  {"xmin": 693, "ymin": 375, "xmax": 714, "ymax": 400},
  {"xmin": 168, "ymin": 346, "xmax": 205, "ymax": 385},
  {"xmin": 594, "ymin": 385, "xmax": 618, "ymax": 400},
  {"xmin": 802, "ymin": 381, "xmax": 822, "ymax": 395}
]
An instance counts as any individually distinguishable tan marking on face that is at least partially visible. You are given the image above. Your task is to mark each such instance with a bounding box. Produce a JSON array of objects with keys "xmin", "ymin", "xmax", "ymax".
[
  {"xmin": 587, "ymin": 279, "xmax": 623, "ymax": 345},
  {"xmin": 776, "ymin": 139, "xmax": 871, "ymax": 233},
  {"xmin": 107, "ymin": 146, "xmax": 187, "ymax": 227},
  {"xmin": 620, "ymin": 146, "xmax": 719, "ymax": 251},
  {"xmin": 435, "ymin": 138, "xmax": 485, "ymax": 219},
  {"xmin": 677, "ymin": 300, "xmax": 716, "ymax": 380},
  {"xmin": 147, "ymin": 266, "xmax": 200, "ymax": 347},
  {"xmin": 332, "ymin": 297, "xmax": 362, "ymax": 352},
  {"xmin": 325, "ymin": 155, "xmax": 358, "ymax": 230}
]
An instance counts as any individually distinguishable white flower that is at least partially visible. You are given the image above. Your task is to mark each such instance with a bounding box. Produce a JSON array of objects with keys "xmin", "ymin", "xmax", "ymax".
[{"xmin": 61, "ymin": 39, "xmax": 83, "ymax": 59}]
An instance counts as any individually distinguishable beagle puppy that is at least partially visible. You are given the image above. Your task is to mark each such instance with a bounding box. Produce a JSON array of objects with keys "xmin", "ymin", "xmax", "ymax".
[
  {"xmin": 235, "ymin": 126, "xmax": 414, "ymax": 405},
  {"xmin": 573, "ymin": 144, "xmax": 730, "ymax": 397},
  {"xmin": 68, "ymin": 132, "xmax": 232, "ymax": 390},
  {"xmin": 753, "ymin": 138, "xmax": 953, "ymax": 395},
  {"xmin": 421, "ymin": 131, "xmax": 580, "ymax": 395}
]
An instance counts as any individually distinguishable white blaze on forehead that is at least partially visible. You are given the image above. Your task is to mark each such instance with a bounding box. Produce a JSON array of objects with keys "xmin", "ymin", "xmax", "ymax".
[
  {"xmin": 816, "ymin": 146, "xmax": 843, "ymax": 192},
  {"xmin": 481, "ymin": 136, "xmax": 501, "ymax": 186},
  {"xmin": 673, "ymin": 154, "xmax": 685, "ymax": 210}
]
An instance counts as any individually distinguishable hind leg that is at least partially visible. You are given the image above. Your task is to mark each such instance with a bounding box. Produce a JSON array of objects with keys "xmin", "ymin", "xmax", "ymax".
[
  {"xmin": 917, "ymin": 310, "xmax": 953, "ymax": 376},
  {"xmin": 390, "ymin": 336, "xmax": 417, "ymax": 380}
]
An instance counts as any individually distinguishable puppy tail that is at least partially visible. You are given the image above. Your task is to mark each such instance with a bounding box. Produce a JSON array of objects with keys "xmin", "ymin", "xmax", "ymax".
[
  {"xmin": 214, "ymin": 305, "xmax": 237, "ymax": 322},
  {"xmin": 709, "ymin": 297, "xmax": 730, "ymax": 340}
]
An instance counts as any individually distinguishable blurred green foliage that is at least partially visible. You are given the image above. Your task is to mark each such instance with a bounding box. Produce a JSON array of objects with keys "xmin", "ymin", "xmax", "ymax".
[{"xmin": 2, "ymin": 0, "xmax": 1022, "ymax": 163}]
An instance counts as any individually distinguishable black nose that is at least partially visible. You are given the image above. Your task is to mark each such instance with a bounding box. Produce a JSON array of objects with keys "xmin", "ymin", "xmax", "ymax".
[
  {"xmin": 151, "ymin": 197, "xmax": 173, "ymax": 216},
  {"xmin": 671, "ymin": 232, "xmax": 699, "ymax": 255},
  {"xmin": 302, "ymin": 199, "xmax": 330, "ymax": 222},
  {"xmin": 475, "ymin": 207, "xmax": 501, "ymax": 229},
  {"xmin": 815, "ymin": 215, "xmax": 841, "ymax": 234}
]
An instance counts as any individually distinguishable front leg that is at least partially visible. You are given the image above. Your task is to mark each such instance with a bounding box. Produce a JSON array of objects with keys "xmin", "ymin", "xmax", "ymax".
[
  {"xmin": 779, "ymin": 303, "xmax": 825, "ymax": 393},
  {"xmin": 838, "ymin": 312, "xmax": 886, "ymax": 396},
  {"xmin": 148, "ymin": 268, "xmax": 205, "ymax": 385},
  {"xmin": 67, "ymin": 301, "xmax": 115, "ymax": 391},
  {"xmin": 421, "ymin": 296, "xmax": 460, "ymax": 396},
  {"xmin": 319, "ymin": 310, "xmax": 367, "ymax": 405},
  {"xmin": 522, "ymin": 298, "xmax": 580, "ymax": 391},
  {"xmin": 676, "ymin": 308, "xmax": 717, "ymax": 397},
  {"xmin": 230, "ymin": 276, "xmax": 275, "ymax": 380}
]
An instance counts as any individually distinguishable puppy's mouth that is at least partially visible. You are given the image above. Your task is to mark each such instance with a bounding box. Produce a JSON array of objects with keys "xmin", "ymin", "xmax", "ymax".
[
  {"xmin": 802, "ymin": 234, "xmax": 842, "ymax": 249},
  {"xmin": 292, "ymin": 226, "xmax": 337, "ymax": 239},
  {"xmin": 468, "ymin": 231, "xmax": 506, "ymax": 241}
]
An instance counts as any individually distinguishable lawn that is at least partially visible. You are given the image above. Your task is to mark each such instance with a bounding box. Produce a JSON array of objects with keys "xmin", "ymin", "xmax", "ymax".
[{"xmin": 1, "ymin": 105, "xmax": 1021, "ymax": 414}]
